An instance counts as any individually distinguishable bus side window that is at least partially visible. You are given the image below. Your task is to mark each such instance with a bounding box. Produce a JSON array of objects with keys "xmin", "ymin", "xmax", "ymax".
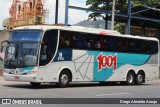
[
  {"xmin": 100, "ymin": 37, "xmax": 105, "ymax": 50},
  {"xmin": 120, "ymin": 38, "xmax": 128, "ymax": 52},
  {"xmin": 76, "ymin": 34, "xmax": 83, "ymax": 49},
  {"xmin": 59, "ymin": 35, "xmax": 65, "ymax": 48},
  {"xmin": 64, "ymin": 37, "xmax": 70, "ymax": 48},
  {"xmin": 108, "ymin": 36, "xmax": 117, "ymax": 52},
  {"xmin": 60, "ymin": 31, "xmax": 77, "ymax": 49},
  {"xmin": 125, "ymin": 39, "xmax": 129, "ymax": 52},
  {"xmin": 117, "ymin": 38, "xmax": 122, "ymax": 51},
  {"xmin": 86, "ymin": 39, "xmax": 91, "ymax": 49},
  {"xmin": 94, "ymin": 40, "xmax": 101, "ymax": 50},
  {"xmin": 150, "ymin": 41, "xmax": 158, "ymax": 54},
  {"xmin": 145, "ymin": 44, "xmax": 151, "ymax": 54},
  {"xmin": 128, "ymin": 39, "xmax": 136, "ymax": 53},
  {"xmin": 104, "ymin": 37, "xmax": 109, "ymax": 51},
  {"xmin": 70, "ymin": 35, "xmax": 76, "ymax": 48},
  {"xmin": 40, "ymin": 44, "xmax": 47, "ymax": 60},
  {"xmin": 40, "ymin": 30, "xmax": 58, "ymax": 66},
  {"xmin": 136, "ymin": 40, "xmax": 141, "ymax": 53}
]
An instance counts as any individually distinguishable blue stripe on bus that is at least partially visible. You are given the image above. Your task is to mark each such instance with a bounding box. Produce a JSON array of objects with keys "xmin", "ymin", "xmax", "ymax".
[
  {"xmin": 87, "ymin": 51, "xmax": 150, "ymax": 81},
  {"xmin": 54, "ymin": 49, "xmax": 72, "ymax": 62},
  {"xmin": 15, "ymin": 67, "xmax": 33, "ymax": 73},
  {"xmin": 24, "ymin": 67, "xmax": 33, "ymax": 71}
]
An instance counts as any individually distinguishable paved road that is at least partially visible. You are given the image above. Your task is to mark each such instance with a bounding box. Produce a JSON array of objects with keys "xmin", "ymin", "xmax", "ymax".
[{"xmin": 0, "ymin": 76, "xmax": 160, "ymax": 107}]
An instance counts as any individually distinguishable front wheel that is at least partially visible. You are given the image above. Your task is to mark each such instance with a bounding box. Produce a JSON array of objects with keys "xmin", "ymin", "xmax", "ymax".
[{"xmin": 57, "ymin": 71, "xmax": 70, "ymax": 88}]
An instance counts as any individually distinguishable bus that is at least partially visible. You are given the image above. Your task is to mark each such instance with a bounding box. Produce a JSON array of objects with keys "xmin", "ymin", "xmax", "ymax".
[{"xmin": 1, "ymin": 25, "xmax": 159, "ymax": 88}]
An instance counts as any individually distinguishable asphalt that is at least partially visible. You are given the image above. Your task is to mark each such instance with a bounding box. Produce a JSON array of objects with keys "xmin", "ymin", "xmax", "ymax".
[
  {"xmin": 1, "ymin": 76, "xmax": 160, "ymax": 107},
  {"xmin": 0, "ymin": 76, "xmax": 4, "ymax": 83}
]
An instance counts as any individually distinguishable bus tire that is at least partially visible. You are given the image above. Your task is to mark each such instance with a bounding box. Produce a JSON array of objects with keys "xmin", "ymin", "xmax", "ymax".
[
  {"xmin": 126, "ymin": 71, "xmax": 135, "ymax": 85},
  {"xmin": 135, "ymin": 72, "xmax": 144, "ymax": 85},
  {"xmin": 30, "ymin": 82, "xmax": 41, "ymax": 87},
  {"xmin": 57, "ymin": 71, "xmax": 70, "ymax": 88}
]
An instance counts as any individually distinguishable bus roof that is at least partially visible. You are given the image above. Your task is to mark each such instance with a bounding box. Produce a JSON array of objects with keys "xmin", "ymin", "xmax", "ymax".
[{"xmin": 13, "ymin": 25, "xmax": 159, "ymax": 42}]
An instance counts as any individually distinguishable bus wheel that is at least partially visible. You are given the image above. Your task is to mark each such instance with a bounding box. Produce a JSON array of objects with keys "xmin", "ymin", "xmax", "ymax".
[
  {"xmin": 126, "ymin": 72, "xmax": 135, "ymax": 85},
  {"xmin": 57, "ymin": 71, "xmax": 70, "ymax": 88},
  {"xmin": 135, "ymin": 72, "xmax": 144, "ymax": 85},
  {"xmin": 30, "ymin": 82, "xmax": 41, "ymax": 87}
]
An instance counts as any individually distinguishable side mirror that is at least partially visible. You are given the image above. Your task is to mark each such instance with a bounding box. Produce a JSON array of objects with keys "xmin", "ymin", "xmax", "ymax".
[
  {"xmin": 1, "ymin": 40, "xmax": 8, "ymax": 53},
  {"xmin": 0, "ymin": 46, "xmax": 3, "ymax": 53},
  {"xmin": 40, "ymin": 41, "xmax": 44, "ymax": 45}
]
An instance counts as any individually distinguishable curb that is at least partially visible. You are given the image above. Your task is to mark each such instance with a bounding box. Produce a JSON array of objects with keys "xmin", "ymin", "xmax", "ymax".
[{"xmin": 0, "ymin": 76, "xmax": 4, "ymax": 83}]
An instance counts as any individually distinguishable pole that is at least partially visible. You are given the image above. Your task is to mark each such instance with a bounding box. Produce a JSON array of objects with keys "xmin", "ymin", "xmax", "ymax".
[
  {"xmin": 55, "ymin": 0, "xmax": 59, "ymax": 24},
  {"xmin": 111, "ymin": 0, "xmax": 116, "ymax": 30},
  {"xmin": 105, "ymin": 0, "xmax": 109, "ymax": 29},
  {"xmin": 127, "ymin": 0, "xmax": 131, "ymax": 34},
  {"xmin": 65, "ymin": 0, "xmax": 69, "ymax": 26}
]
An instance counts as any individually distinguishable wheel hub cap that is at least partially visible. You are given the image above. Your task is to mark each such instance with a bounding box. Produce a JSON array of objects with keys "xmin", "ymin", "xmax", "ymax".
[
  {"xmin": 138, "ymin": 74, "xmax": 143, "ymax": 82},
  {"xmin": 61, "ymin": 74, "xmax": 68, "ymax": 84},
  {"xmin": 128, "ymin": 74, "xmax": 133, "ymax": 83}
]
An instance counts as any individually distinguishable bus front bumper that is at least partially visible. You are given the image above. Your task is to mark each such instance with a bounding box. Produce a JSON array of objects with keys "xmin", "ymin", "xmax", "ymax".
[{"xmin": 3, "ymin": 73, "xmax": 37, "ymax": 82}]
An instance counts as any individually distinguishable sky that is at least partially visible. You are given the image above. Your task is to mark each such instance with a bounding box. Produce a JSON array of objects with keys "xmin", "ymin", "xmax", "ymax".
[{"xmin": 0, "ymin": 0, "xmax": 89, "ymax": 29}]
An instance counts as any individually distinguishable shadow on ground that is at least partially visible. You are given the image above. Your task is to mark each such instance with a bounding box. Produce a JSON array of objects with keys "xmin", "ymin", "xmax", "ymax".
[{"xmin": 2, "ymin": 82, "xmax": 152, "ymax": 89}]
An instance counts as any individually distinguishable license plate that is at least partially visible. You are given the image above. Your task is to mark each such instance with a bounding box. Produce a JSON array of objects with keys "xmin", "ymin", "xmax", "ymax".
[{"xmin": 14, "ymin": 76, "xmax": 19, "ymax": 80}]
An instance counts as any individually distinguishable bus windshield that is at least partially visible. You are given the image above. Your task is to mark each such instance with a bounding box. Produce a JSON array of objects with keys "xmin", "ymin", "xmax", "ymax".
[
  {"xmin": 4, "ymin": 42, "xmax": 39, "ymax": 68},
  {"xmin": 4, "ymin": 30, "xmax": 43, "ymax": 68}
]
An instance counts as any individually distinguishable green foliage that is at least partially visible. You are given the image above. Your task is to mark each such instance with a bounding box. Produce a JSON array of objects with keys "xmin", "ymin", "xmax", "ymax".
[
  {"xmin": 114, "ymin": 23, "xmax": 124, "ymax": 33},
  {"xmin": 132, "ymin": 0, "xmax": 160, "ymax": 7},
  {"xmin": 86, "ymin": 0, "xmax": 128, "ymax": 20},
  {"xmin": 86, "ymin": 0, "xmax": 160, "ymax": 21}
]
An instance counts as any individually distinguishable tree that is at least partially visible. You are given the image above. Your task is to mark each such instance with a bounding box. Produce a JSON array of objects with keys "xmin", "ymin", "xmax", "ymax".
[
  {"xmin": 86, "ymin": 0, "xmax": 160, "ymax": 29},
  {"xmin": 86, "ymin": 0, "xmax": 127, "ymax": 21},
  {"xmin": 132, "ymin": 0, "xmax": 160, "ymax": 7}
]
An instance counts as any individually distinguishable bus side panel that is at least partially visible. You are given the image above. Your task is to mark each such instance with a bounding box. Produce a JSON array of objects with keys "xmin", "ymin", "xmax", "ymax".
[
  {"xmin": 71, "ymin": 50, "xmax": 94, "ymax": 81},
  {"xmin": 87, "ymin": 51, "xmax": 151, "ymax": 82},
  {"xmin": 37, "ymin": 62, "xmax": 76, "ymax": 82},
  {"xmin": 146, "ymin": 54, "xmax": 159, "ymax": 80},
  {"xmin": 36, "ymin": 50, "xmax": 158, "ymax": 82},
  {"xmin": 36, "ymin": 50, "xmax": 94, "ymax": 82}
]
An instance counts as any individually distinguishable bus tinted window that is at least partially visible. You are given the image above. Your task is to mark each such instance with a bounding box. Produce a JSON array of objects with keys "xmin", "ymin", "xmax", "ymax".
[
  {"xmin": 40, "ymin": 30, "xmax": 58, "ymax": 66},
  {"xmin": 150, "ymin": 41, "xmax": 158, "ymax": 54},
  {"xmin": 59, "ymin": 30, "xmax": 158, "ymax": 55},
  {"xmin": 59, "ymin": 31, "xmax": 73, "ymax": 48}
]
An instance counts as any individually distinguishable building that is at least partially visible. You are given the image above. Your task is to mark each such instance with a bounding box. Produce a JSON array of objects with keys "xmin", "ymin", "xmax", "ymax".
[
  {"xmin": 115, "ymin": 5, "xmax": 160, "ymax": 39},
  {"xmin": 3, "ymin": 0, "xmax": 46, "ymax": 30}
]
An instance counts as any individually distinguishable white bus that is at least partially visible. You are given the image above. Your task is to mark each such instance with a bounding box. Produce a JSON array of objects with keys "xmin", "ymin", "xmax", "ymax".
[{"xmin": 2, "ymin": 25, "xmax": 159, "ymax": 88}]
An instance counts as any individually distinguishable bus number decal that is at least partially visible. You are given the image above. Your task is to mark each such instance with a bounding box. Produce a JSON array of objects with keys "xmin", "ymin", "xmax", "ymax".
[{"xmin": 97, "ymin": 53, "xmax": 117, "ymax": 71}]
